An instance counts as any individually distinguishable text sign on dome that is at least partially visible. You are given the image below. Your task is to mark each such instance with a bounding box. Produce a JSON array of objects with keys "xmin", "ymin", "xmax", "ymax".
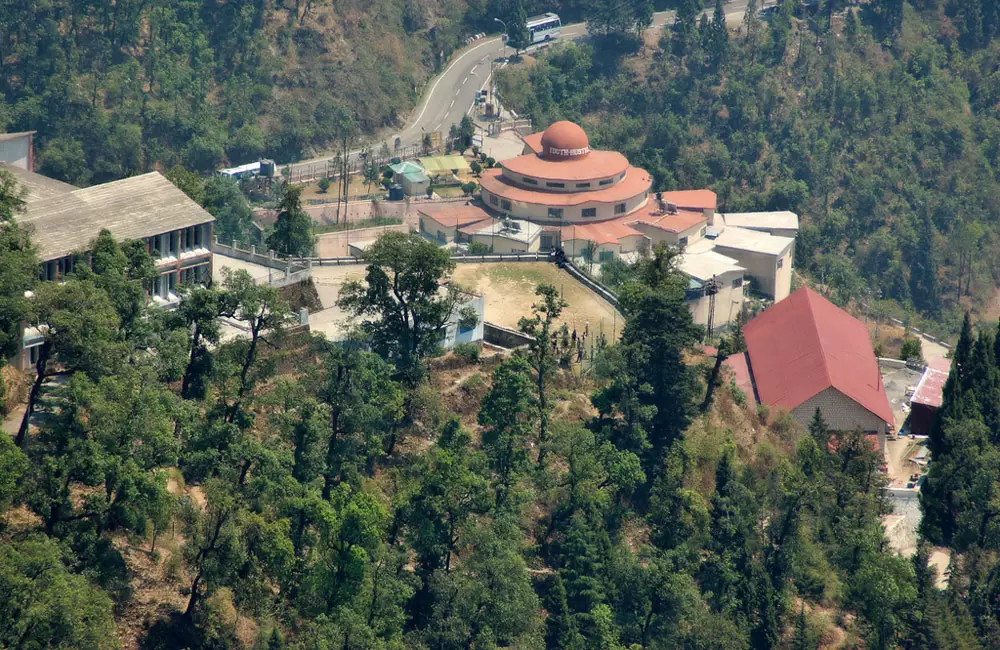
[{"xmin": 547, "ymin": 145, "xmax": 589, "ymax": 157}]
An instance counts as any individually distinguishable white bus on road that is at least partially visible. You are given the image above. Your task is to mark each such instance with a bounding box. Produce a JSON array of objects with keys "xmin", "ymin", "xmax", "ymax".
[{"xmin": 527, "ymin": 13, "xmax": 561, "ymax": 43}]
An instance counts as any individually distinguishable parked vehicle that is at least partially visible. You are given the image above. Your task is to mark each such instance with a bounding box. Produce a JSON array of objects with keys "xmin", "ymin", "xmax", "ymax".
[{"xmin": 527, "ymin": 13, "xmax": 561, "ymax": 43}]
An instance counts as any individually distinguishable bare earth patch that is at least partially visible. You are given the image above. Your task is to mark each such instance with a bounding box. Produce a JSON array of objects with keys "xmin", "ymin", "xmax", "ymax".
[{"xmin": 450, "ymin": 263, "xmax": 622, "ymax": 336}]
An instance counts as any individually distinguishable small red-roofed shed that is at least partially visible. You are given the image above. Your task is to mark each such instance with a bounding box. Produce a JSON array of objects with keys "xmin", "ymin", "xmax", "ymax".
[{"xmin": 909, "ymin": 366, "xmax": 949, "ymax": 435}]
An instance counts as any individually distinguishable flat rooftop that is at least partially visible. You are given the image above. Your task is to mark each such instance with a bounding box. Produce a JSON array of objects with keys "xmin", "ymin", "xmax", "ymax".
[
  {"xmin": 912, "ymin": 367, "xmax": 948, "ymax": 408},
  {"xmin": 678, "ymin": 250, "xmax": 745, "ymax": 281},
  {"xmin": 17, "ymin": 171, "xmax": 215, "ymax": 262},
  {"xmin": 711, "ymin": 225, "xmax": 795, "ymax": 256},
  {"xmin": 720, "ymin": 211, "xmax": 799, "ymax": 231},
  {"xmin": 465, "ymin": 218, "xmax": 541, "ymax": 244}
]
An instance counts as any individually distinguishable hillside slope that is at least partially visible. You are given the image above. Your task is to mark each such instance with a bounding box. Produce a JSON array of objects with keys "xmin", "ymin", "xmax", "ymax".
[{"xmin": 0, "ymin": 0, "xmax": 496, "ymax": 184}]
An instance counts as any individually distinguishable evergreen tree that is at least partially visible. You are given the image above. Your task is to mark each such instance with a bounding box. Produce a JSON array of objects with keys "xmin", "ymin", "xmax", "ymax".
[
  {"xmin": 506, "ymin": 0, "xmax": 530, "ymax": 53},
  {"xmin": 543, "ymin": 573, "xmax": 585, "ymax": 650},
  {"xmin": 518, "ymin": 283, "xmax": 567, "ymax": 467},
  {"xmin": 267, "ymin": 184, "xmax": 313, "ymax": 257},
  {"xmin": 844, "ymin": 10, "xmax": 859, "ymax": 41},
  {"xmin": 731, "ymin": 308, "xmax": 746, "ymax": 352},
  {"xmin": 742, "ymin": 0, "xmax": 761, "ymax": 60},
  {"xmin": 478, "ymin": 356, "xmax": 536, "ymax": 509},
  {"xmin": 962, "ymin": 0, "xmax": 985, "ymax": 49},
  {"xmin": 559, "ymin": 511, "xmax": 610, "ymax": 639},
  {"xmin": 910, "ymin": 214, "xmax": 940, "ymax": 315},
  {"xmin": 867, "ymin": 0, "xmax": 904, "ymax": 39},
  {"xmin": 673, "ymin": 0, "xmax": 701, "ymax": 56},
  {"xmin": 792, "ymin": 602, "xmax": 810, "ymax": 650},
  {"xmin": 709, "ymin": 0, "xmax": 730, "ymax": 68},
  {"xmin": 809, "ymin": 408, "xmax": 830, "ymax": 451}
]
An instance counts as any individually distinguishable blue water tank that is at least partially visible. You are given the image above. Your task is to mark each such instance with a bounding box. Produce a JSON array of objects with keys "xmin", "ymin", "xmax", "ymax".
[{"xmin": 389, "ymin": 184, "xmax": 404, "ymax": 201}]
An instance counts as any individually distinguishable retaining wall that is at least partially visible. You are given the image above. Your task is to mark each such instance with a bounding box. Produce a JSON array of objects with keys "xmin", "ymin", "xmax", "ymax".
[{"xmin": 484, "ymin": 322, "xmax": 534, "ymax": 350}]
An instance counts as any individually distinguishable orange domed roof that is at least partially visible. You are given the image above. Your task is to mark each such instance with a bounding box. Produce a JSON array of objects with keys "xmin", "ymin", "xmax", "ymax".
[{"xmin": 539, "ymin": 121, "xmax": 590, "ymax": 160}]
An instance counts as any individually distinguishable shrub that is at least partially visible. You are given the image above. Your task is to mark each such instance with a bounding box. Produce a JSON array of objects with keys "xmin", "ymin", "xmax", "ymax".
[
  {"xmin": 467, "ymin": 241, "xmax": 491, "ymax": 255},
  {"xmin": 730, "ymin": 379, "xmax": 746, "ymax": 407},
  {"xmin": 318, "ymin": 177, "xmax": 331, "ymax": 193},
  {"xmin": 900, "ymin": 336, "xmax": 923, "ymax": 362},
  {"xmin": 453, "ymin": 342, "xmax": 480, "ymax": 364},
  {"xmin": 460, "ymin": 372, "xmax": 486, "ymax": 393}
]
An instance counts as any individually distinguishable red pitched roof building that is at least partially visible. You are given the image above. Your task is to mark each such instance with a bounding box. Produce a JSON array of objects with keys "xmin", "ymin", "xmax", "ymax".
[{"xmin": 742, "ymin": 287, "xmax": 893, "ymax": 434}]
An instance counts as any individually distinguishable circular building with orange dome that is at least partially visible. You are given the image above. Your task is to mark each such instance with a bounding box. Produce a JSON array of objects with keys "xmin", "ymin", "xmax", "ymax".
[{"xmin": 479, "ymin": 120, "xmax": 653, "ymax": 225}]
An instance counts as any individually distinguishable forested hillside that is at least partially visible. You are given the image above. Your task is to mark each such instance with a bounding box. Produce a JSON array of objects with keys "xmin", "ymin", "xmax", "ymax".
[
  {"xmin": 0, "ymin": 0, "xmax": 525, "ymax": 183},
  {"xmin": 499, "ymin": 0, "xmax": 1000, "ymax": 333},
  {"xmin": 0, "ymin": 0, "xmax": 666, "ymax": 184},
  {"xmin": 0, "ymin": 184, "xmax": 959, "ymax": 648}
]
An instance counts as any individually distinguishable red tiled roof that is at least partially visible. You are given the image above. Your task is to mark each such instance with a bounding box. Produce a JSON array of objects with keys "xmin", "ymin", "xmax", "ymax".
[
  {"xmin": 479, "ymin": 167, "xmax": 652, "ymax": 207},
  {"xmin": 561, "ymin": 220, "xmax": 645, "ymax": 246},
  {"xmin": 627, "ymin": 201, "xmax": 708, "ymax": 234},
  {"xmin": 521, "ymin": 132, "xmax": 544, "ymax": 154},
  {"xmin": 724, "ymin": 351, "xmax": 755, "ymax": 400},
  {"xmin": 743, "ymin": 287, "xmax": 893, "ymax": 424},
  {"xmin": 456, "ymin": 218, "xmax": 498, "ymax": 236},
  {"xmin": 501, "ymin": 150, "xmax": 629, "ymax": 182},
  {"xmin": 418, "ymin": 204, "xmax": 492, "ymax": 228},
  {"xmin": 912, "ymin": 367, "xmax": 948, "ymax": 409}
]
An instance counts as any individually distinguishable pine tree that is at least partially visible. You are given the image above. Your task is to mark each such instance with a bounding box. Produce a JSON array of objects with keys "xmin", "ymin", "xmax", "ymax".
[
  {"xmin": 742, "ymin": 0, "xmax": 761, "ymax": 60},
  {"xmin": 962, "ymin": 0, "xmax": 985, "ymax": 49},
  {"xmin": 844, "ymin": 9, "xmax": 859, "ymax": 40},
  {"xmin": 506, "ymin": 0, "xmax": 530, "ymax": 53},
  {"xmin": 792, "ymin": 602, "xmax": 810, "ymax": 650},
  {"xmin": 674, "ymin": 0, "xmax": 701, "ymax": 56},
  {"xmin": 909, "ymin": 214, "xmax": 940, "ymax": 315},
  {"xmin": 709, "ymin": 0, "xmax": 730, "ymax": 68},
  {"xmin": 951, "ymin": 312, "xmax": 976, "ymax": 394},
  {"xmin": 731, "ymin": 309, "xmax": 746, "ymax": 352},
  {"xmin": 267, "ymin": 626, "xmax": 285, "ymax": 650},
  {"xmin": 969, "ymin": 331, "xmax": 1000, "ymax": 431},
  {"xmin": 808, "ymin": 408, "xmax": 830, "ymax": 451},
  {"xmin": 992, "ymin": 316, "xmax": 1000, "ymax": 368},
  {"xmin": 266, "ymin": 184, "xmax": 313, "ymax": 257},
  {"xmin": 543, "ymin": 574, "xmax": 584, "ymax": 650}
]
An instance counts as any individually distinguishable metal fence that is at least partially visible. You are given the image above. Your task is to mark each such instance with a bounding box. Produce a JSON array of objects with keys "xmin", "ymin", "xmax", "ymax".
[{"xmin": 308, "ymin": 251, "xmax": 553, "ymax": 266}]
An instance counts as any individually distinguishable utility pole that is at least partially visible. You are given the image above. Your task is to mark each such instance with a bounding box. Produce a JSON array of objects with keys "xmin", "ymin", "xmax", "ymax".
[{"xmin": 705, "ymin": 275, "xmax": 722, "ymax": 339}]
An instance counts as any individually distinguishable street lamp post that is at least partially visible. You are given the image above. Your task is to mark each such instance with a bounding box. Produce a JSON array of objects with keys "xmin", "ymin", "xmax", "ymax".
[
  {"xmin": 493, "ymin": 17, "xmax": 508, "ymax": 119},
  {"xmin": 494, "ymin": 17, "xmax": 507, "ymax": 59}
]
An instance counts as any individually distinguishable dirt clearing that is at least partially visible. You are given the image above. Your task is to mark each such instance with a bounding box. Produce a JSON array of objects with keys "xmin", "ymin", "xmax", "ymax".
[{"xmin": 451, "ymin": 263, "xmax": 622, "ymax": 335}]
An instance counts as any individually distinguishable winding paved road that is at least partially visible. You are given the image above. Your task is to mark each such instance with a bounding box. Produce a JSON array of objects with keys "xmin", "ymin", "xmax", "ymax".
[{"xmin": 285, "ymin": 3, "xmax": 755, "ymax": 176}]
